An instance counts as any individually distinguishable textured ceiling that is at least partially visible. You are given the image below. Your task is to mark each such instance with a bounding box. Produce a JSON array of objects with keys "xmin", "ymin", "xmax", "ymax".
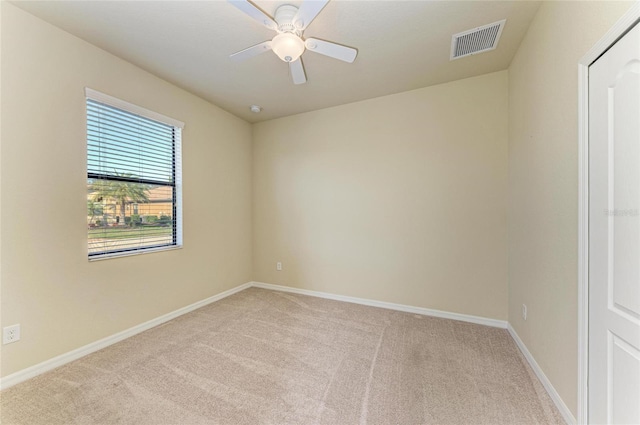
[{"xmin": 12, "ymin": 0, "xmax": 541, "ymax": 123}]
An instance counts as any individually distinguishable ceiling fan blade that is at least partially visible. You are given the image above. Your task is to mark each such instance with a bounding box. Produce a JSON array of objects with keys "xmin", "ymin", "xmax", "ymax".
[
  {"xmin": 304, "ymin": 38, "xmax": 358, "ymax": 63},
  {"xmin": 230, "ymin": 41, "xmax": 272, "ymax": 62},
  {"xmin": 289, "ymin": 59, "xmax": 307, "ymax": 85},
  {"xmin": 228, "ymin": 0, "xmax": 277, "ymax": 30},
  {"xmin": 293, "ymin": 0, "xmax": 329, "ymax": 30}
]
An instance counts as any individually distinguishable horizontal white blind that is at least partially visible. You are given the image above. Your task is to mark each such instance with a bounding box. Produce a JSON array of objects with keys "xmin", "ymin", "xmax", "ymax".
[
  {"xmin": 87, "ymin": 94, "xmax": 182, "ymax": 258},
  {"xmin": 87, "ymin": 100, "xmax": 176, "ymax": 184}
]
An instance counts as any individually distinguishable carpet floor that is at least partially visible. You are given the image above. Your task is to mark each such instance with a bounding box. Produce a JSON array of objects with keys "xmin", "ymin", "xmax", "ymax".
[{"xmin": 0, "ymin": 287, "xmax": 564, "ymax": 424}]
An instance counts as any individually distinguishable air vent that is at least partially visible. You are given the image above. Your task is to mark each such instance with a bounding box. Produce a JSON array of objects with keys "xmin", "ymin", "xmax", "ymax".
[{"xmin": 450, "ymin": 19, "xmax": 506, "ymax": 60}]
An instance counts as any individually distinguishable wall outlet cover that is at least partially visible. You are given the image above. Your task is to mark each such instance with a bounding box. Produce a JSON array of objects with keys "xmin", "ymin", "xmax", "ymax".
[{"xmin": 3, "ymin": 324, "xmax": 21, "ymax": 344}]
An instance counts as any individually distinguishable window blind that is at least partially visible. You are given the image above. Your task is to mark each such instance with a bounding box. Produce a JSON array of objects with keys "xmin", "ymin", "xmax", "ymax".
[{"xmin": 86, "ymin": 91, "xmax": 183, "ymax": 259}]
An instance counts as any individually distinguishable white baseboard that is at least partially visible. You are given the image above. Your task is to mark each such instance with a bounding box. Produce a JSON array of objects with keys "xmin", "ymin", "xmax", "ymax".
[
  {"xmin": 251, "ymin": 281, "xmax": 508, "ymax": 329},
  {"xmin": 508, "ymin": 324, "xmax": 575, "ymax": 425},
  {"xmin": 0, "ymin": 281, "xmax": 253, "ymax": 390}
]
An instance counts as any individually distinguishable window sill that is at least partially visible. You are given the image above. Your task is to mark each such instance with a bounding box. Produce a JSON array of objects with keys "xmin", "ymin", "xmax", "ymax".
[{"xmin": 88, "ymin": 245, "xmax": 183, "ymax": 262}]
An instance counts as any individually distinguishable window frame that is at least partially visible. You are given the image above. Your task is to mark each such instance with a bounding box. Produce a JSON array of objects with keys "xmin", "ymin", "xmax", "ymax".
[{"xmin": 85, "ymin": 88, "xmax": 184, "ymax": 261}]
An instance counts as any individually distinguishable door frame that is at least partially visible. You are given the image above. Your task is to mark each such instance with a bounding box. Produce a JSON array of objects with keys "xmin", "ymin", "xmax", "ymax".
[{"xmin": 577, "ymin": 4, "xmax": 640, "ymax": 424}]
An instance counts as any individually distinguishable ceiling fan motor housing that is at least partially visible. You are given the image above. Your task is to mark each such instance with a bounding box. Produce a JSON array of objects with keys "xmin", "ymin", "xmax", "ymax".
[{"xmin": 275, "ymin": 5, "xmax": 301, "ymax": 35}]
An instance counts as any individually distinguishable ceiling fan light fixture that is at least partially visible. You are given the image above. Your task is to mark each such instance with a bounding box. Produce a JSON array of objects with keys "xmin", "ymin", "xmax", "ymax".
[{"xmin": 271, "ymin": 33, "xmax": 305, "ymax": 62}]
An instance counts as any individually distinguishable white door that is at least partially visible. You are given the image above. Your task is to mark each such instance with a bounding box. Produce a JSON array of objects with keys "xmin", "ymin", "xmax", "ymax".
[{"xmin": 589, "ymin": 21, "xmax": 640, "ymax": 425}]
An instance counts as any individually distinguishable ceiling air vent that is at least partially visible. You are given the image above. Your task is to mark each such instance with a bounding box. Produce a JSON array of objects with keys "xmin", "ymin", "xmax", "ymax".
[{"xmin": 450, "ymin": 19, "xmax": 506, "ymax": 60}]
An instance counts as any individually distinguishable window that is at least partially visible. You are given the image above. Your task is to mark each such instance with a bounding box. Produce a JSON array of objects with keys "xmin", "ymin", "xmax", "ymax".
[{"xmin": 86, "ymin": 88, "xmax": 184, "ymax": 259}]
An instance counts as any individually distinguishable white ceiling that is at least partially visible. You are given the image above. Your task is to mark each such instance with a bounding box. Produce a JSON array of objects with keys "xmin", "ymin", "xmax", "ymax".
[{"xmin": 12, "ymin": 0, "xmax": 541, "ymax": 123}]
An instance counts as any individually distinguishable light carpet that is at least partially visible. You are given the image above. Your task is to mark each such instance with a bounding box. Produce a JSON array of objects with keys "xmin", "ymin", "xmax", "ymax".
[{"xmin": 0, "ymin": 287, "xmax": 564, "ymax": 424}]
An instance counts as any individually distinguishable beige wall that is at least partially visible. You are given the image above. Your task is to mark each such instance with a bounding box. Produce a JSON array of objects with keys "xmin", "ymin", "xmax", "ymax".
[
  {"xmin": 253, "ymin": 71, "xmax": 509, "ymax": 320},
  {"xmin": 0, "ymin": 3, "xmax": 253, "ymax": 377},
  {"xmin": 507, "ymin": 0, "xmax": 635, "ymax": 417}
]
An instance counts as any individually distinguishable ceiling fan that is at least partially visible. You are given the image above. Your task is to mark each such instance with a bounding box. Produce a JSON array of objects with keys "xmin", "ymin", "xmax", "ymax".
[{"xmin": 228, "ymin": 0, "xmax": 358, "ymax": 85}]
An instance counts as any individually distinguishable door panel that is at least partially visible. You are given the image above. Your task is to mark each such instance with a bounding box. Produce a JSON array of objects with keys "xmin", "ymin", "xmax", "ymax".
[
  {"xmin": 610, "ymin": 333, "xmax": 640, "ymax": 424},
  {"xmin": 589, "ymin": 21, "xmax": 640, "ymax": 425},
  {"xmin": 610, "ymin": 61, "xmax": 640, "ymax": 322}
]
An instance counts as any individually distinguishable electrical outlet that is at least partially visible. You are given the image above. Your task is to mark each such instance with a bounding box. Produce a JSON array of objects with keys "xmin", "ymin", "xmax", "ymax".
[
  {"xmin": 3, "ymin": 324, "xmax": 21, "ymax": 345},
  {"xmin": 276, "ymin": 262, "xmax": 282, "ymax": 271},
  {"xmin": 522, "ymin": 304, "xmax": 527, "ymax": 321}
]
